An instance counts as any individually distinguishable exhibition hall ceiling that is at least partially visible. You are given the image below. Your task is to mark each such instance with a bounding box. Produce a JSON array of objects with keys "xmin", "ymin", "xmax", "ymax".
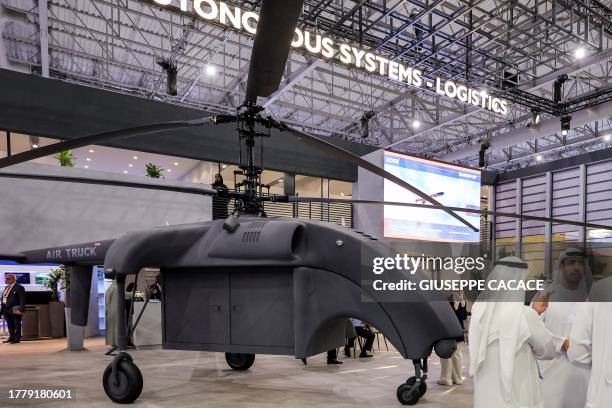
[
  {"xmin": 0, "ymin": 0, "xmax": 610, "ymax": 171},
  {"xmin": 0, "ymin": 132, "xmax": 199, "ymax": 180}
]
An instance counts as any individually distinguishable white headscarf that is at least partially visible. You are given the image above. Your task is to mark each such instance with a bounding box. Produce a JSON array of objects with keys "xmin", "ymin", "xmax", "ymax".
[
  {"xmin": 548, "ymin": 247, "xmax": 591, "ymax": 302},
  {"xmin": 469, "ymin": 256, "xmax": 530, "ymax": 402}
]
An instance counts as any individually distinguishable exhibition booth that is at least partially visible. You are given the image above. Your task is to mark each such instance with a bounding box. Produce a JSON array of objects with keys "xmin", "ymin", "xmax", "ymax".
[{"xmin": 0, "ymin": 0, "xmax": 610, "ymax": 406}]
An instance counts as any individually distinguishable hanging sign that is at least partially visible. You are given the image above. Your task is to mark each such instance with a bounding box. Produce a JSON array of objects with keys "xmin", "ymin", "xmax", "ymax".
[{"xmin": 152, "ymin": 0, "xmax": 509, "ymax": 115}]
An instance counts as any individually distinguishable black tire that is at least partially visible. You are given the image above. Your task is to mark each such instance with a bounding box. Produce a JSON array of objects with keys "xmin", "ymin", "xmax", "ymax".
[
  {"xmin": 103, "ymin": 360, "xmax": 143, "ymax": 404},
  {"xmin": 225, "ymin": 353, "xmax": 255, "ymax": 371},
  {"xmin": 419, "ymin": 381, "xmax": 427, "ymax": 397},
  {"xmin": 397, "ymin": 377, "xmax": 425, "ymax": 405}
]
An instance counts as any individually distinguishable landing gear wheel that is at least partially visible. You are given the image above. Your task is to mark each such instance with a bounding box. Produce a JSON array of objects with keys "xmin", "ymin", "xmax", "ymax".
[
  {"xmin": 225, "ymin": 353, "xmax": 255, "ymax": 371},
  {"xmin": 397, "ymin": 377, "xmax": 426, "ymax": 405},
  {"xmin": 103, "ymin": 359, "xmax": 143, "ymax": 403}
]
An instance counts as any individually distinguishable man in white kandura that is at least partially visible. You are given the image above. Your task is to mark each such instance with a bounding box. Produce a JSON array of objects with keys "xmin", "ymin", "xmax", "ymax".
[
  {"xmin": 567, "ymin": 275, "xmax": 612, "ymax": 408},
  {"xmin": 469, "ymin": 256, "xmax": 563, "ymax": 408},
  {"xmin": 540, "ymin": 248, "xmax": 591, "ymax": 408}
]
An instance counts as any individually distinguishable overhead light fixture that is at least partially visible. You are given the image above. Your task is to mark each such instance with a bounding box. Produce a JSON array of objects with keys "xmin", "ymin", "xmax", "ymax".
[
  {"xmin": 123, "ymin": 170, "xmax": 128, "ymax": 174},
  {"xmin": 536, "ymin": 155, "xmax": 543, "ymax": 161},
  {"xmin": 360, "ymin": 111, "xmax": 375, "ymax": 139},
  {"xmin": 413, "ymin": 120, "xmax": 421, "ymax": 129},
  {"xmin": 133, "ymin": 156, "xmax": 138, "ymax": 160},
  {"xmin": 206, "ymin": 65, "xmax": 216, "ymax": 76},
  {"xmin": 167, "ymin": 169, "xmax": 172, "ymax": 173},
  {"xmin": 86, "ymin": 157, "xmax": 92, "ymax": 162},
  {"xmin": 553, "ymin": 74, "xmax": 569, "ymax": 103},
  {"xmin": 604, "ymin": 134, "xmax": 611, "ymax": 142},
  {"xmin": 155, "ymin": 57, "xmax": 178, "ymax": 96},
  {"xmin": 89, "ymin": 149, "xmax": 95, "ymax": 153},
  {"xmin": 174, "ymin": 162, "xmax": 179, "ymax": 166},
  {"xmin": 29, "ymin": 135, "xmax": 39, "ymax": 149},
  {"xmin": 560, "ymin": 115, "xmax": 571, "ymax": 136},
  {"xmin": 221, "ymin": 164, "xmax": 228, "ymax": 169},
  {"xmin": 530, "ymin": 109, "xmax": 541, "ymax": 126},
  {"xmin": 128, "ymin": 164, "xmax": 133, "ymax": 167},
  {"xmin": 478, "ymin": 139, "xmax": 491, "ymax": 168},
  {"xmin": 574, "ymin": 47, "xmax": 586, "ymax": 59},
  {"xmin": 84, "ymin": 165, "xmax": 89, "ymax": 169}
]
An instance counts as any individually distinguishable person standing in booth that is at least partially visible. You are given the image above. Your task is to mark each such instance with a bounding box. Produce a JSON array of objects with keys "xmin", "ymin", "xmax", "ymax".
[
  {"xmin": 1, "ymin": 273, "xmax": 26, "ymax": 344},
  {"xmin": 211, "ymin": 174, "xmax": 229, "ymax": 220}
]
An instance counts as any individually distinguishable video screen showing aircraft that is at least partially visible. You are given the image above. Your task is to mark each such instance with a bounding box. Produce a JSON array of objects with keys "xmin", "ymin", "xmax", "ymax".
[{"xmin": 383, "ymin": 151, "xmax": 481, "ymax": 242}]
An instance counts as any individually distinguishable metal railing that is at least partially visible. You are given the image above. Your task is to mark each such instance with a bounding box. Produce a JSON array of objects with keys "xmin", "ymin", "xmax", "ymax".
[{"xmin": 224, "ymin": 199, "xmax": 353, "ymax": 228}]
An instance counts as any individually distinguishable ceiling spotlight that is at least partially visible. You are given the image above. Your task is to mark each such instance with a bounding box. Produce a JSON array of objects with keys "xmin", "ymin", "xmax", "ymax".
[
  {"xmin": 123, "ymin": 170, "xmax": 128, "ymax": 174},
  {"xmin": 412, "ymin": 120, "xmax": 421, "ymax": 129},
  {"xmin": 84, "ymin": 165, "xmax": 89, "ymax": 169},
  {"xmin": 174, "ymin": 162, "xmax": 179, "ymax": 166},
  {"xmin": 155, "ymin": 57, "xmax": 177, "ymax": 96},
  {"xmin": 560, "ymin": 115, "xmax": 571, "ymax": 136},
  {"xmin": 221, "ymin": 164, "xmax": 228, "ymax": 169},
  {"xmin": 133, "ymin": 156, "xmax": 138, "ymax": 160},
  {"xmin": 553, "ymin": 74, "xmax": 569, "ymax": 103},
  {"xmin": 29, "ymin": 135, "xmax": 39, "ymax": 149},
  {"xmin": 478, "ymin": 139, "xmax": 491, "ymax": 168},
  {"xmin": 89, "ymin": 149, "xmax": 95, "ymax": 153},
  {"xmin": 360, "ymin": 111, "xmax": 375, "ymax": 139},
  {"xmin": 206, "ymin": 65, "xmax": 216, "ymax": 76},
  {"xmin": 574, "ymin": 47, "xmax": 586, "ymax": 59},
  {"xmin": 531, "ymin": 109, "xmax": 541, "ymax": 126},
  {"xmin": 536, "ymin": 155, "xmax": 543, "ymax": 161},
  {"xmin": 604, "ymin": 134, "xmax": 611, "ymax": 142},
  {"xmin": 86, "ymin": 157, "xmax": 92, "ymax": 162},
  {"xmin": 128, "ymin": 164, "xmax": 133, "ymax": 168},
  {"xmin": 167, "ymin": 169, "xmax": 172, "ymax": 173}
]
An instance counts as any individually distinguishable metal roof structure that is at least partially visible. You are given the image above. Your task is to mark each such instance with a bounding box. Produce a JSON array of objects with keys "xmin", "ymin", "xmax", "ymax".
[{"xmin": 1, "ymin": 0, "xmax": 611, "ymax": 172}]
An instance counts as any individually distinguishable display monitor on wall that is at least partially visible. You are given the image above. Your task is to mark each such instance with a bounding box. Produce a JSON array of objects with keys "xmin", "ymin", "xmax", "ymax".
[
  {"xmin": 384, "ymin": 151, "xmax": 481, "ymax": 241},
  {"xmin": 35, "ymin": 272, "xmax": 50, "ymax": 285},
  {"xmin": 5, "ymin": 272, "xmax": 31, "ymax": 284}
]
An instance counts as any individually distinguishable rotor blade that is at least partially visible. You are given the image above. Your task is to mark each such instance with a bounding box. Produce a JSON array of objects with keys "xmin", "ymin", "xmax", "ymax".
[
  {"xmin": 289, "ymin": 196, "xmax": 612, "ymax": 232},
  {"xmin": 244, "ymin": 0, "xmax": 304, "ymax": 103},
  {"xmin": 268, "ymin": 117, "xmax": 478, "ymax": 232},
  {"xmin": 0, "ymin": 172, "xmax": 219, "ymax": 196},
  {"xmin": 0, "ymin": 117, "xmax": 218, "ymax": 169}
]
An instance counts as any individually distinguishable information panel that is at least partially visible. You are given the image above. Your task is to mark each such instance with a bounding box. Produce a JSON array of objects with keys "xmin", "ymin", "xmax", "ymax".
[{"xmin": 383, "ymin": 152, "xmax": 481, "ymax": 241}]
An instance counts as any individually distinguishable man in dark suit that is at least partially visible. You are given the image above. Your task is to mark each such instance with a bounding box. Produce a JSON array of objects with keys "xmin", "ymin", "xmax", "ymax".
[{"xmin": 1, "ymin": 273, "xmax": 26, "ymax": 343}]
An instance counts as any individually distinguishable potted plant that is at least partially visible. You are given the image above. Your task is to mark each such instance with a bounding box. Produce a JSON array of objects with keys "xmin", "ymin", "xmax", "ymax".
[
  {"xmin": 145, "ymin": 163, "xmax": 165, "ymax": 178},
  {"xmin": 43, "ymin": 265, "xmax": 69, "ymax": 338},
  {"xmin": 55, "ymin": 150, "xmax": 76, "ymax": 167}
]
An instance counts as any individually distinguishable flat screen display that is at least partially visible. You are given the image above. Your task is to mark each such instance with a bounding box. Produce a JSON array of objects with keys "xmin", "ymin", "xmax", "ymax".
[
  {"xmin": 35, "ymin": 272, "xmax": 49, "ymax": 285},
  {"xmin": 5, "ymin": 272, "xmax": 31, "ymax": 284},
  {"xmin": 383, "ymin": 151, "xmax": 481, "ymax": 241}
]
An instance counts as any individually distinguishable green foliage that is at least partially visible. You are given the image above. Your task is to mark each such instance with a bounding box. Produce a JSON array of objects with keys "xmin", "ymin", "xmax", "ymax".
[
  {"xmin": 43, "ymin": 265, "xmax": 70, "ymax": 302},
  {"xmin": 55, "ymin": 150, "xmax": 76, "ymax": 167},
  {"xmin": 145, "ymin": 163, "xmax": 165, "ymax": 178}
]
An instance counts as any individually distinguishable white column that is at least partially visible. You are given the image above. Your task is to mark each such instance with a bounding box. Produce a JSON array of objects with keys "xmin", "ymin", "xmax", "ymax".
[
  {"xmin": 544, "ymin": 172, "xmax": 552, "ymax": 278},
  {"xmin": 515, "ymin": 178, "xmax": 522, "ymax": 257},
  {"xmin": 578, "ymin": 164, "xmax": 587, "ymax": 242},
  {"xmin": 38, "ymin": 0, "xmax": 49, "ymax": 78}
]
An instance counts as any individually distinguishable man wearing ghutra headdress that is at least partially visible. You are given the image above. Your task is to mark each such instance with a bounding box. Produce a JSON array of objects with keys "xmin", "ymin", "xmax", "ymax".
[{"xmin": 469, "ymin": 256, "xmax": 561, "ymax": 407}]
